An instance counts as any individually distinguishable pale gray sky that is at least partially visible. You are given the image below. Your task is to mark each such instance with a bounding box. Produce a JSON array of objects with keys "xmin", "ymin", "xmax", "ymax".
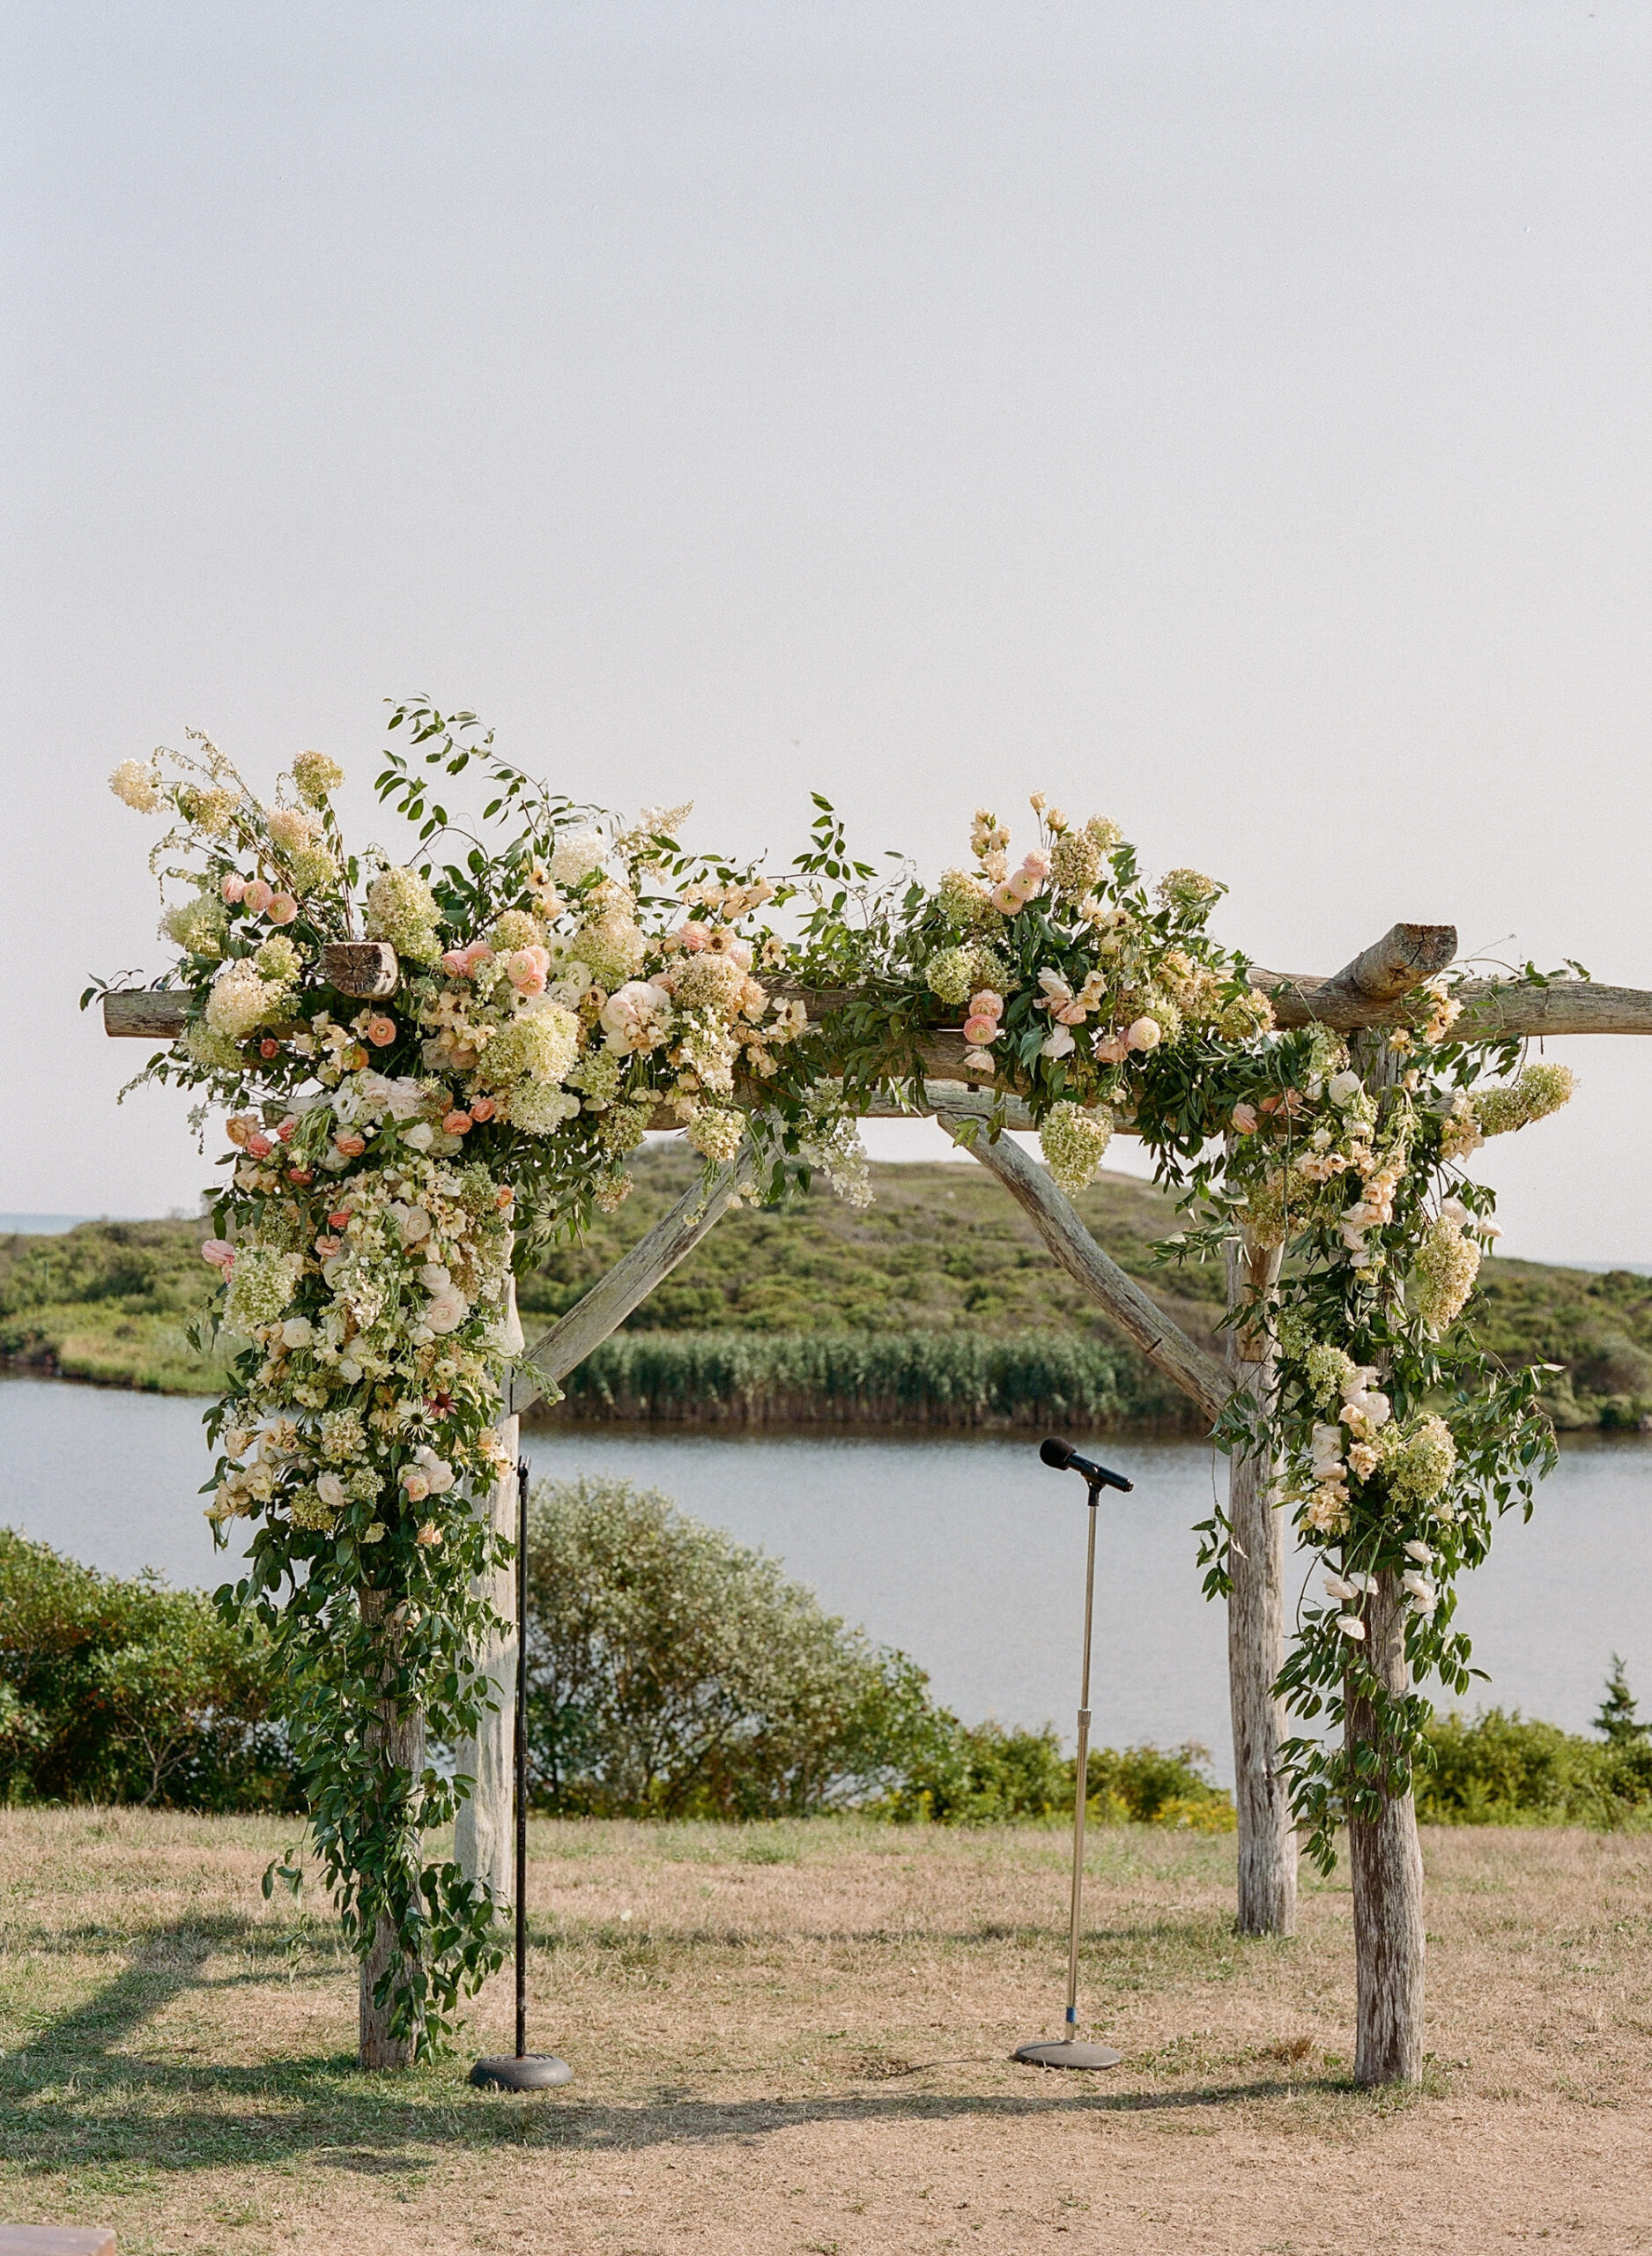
[{"xmin": 5, "ymin": 3, "xmax": 1649, "ymax": 1256}]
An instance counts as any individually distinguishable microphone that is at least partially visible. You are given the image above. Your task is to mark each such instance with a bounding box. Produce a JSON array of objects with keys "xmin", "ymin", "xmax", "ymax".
[{"xmin": 1040, "ymin": 1436, "xmax": 1133, "ymax": 1493}]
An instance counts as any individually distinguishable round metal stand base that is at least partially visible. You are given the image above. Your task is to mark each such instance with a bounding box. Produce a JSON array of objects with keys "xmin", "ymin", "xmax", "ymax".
[
  {"xmin": 1012, "ymin": 2039, "xmax": 1122, "ymax": 2071},
  {"xmin": 469, "ymin": 2053, "xmax": 574, "ymax": 2092}
]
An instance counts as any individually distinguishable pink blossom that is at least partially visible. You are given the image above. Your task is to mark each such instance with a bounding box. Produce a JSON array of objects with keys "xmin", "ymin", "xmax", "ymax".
[
  {"xmin": 989, "ymin": 881, "xmax": 1028, "ymax": 916},
  {"xmin": 441, "ymin": 948, "xmax": 470, "ymax": 977},
  {"xmin": 676, "ymin": 921, "xmax": 711, "ymax": 952},
  {"xmin": 334, "ymin": 1131, "xmax": 366, "ymax": 1158},
  {"xmin": 507, "ymin": 947, "xmax": 549, "ymax": 994},
  {"xmin": 1232, "ymin": 1102, "xmax": 1258, "ymax": 1133},
  {"xmin": 962, "ymin": 1048, "xmax": 998, "ymax": 1075},
  {"xmin": 402, "ymin": 1468, "xmax": 432, "ymax": 1502},
  {"xmin": 220, "ymin": 875, "xmax": 246, "ymax": 904},
  {"xmin": 267, "ymin": 893, "xmax": 298, "ymax": 924},
  {"xmin": 1093, "ymin": 1034, "xmax": 1130, "ymax": 1064},
  {"xmin": 470, "ymin": 1096, "xmax": 497, "ymax": 1122},
  {"xmin": 246, "ymin": 1132, "xmax": 275, "ymax": 1160},
  {"xmin": 1019, "ymin": 846, "xmax": 1052, "ymax": 879},
  {"xmin": 200, "ymin": 1238, "xmax": 234, "ymax": 1267},
  {"xmin": 243, "ymin": 879, "xmax": 274, "ymax": 916},
  {"xmin": 962, "ymin": 1013, "xmax": 1001, "ymax": 1046},
  {"xmin": 276, "ymin": 1116, "xmax": 298, "ymax": 1142},
  {"xmin": 967, "ymin": 991, "xmax": 1004, "ymax": 1021},
  {"xmin": 442, "ymin": 1110, "xmax": 472, "ymax": 1134}
]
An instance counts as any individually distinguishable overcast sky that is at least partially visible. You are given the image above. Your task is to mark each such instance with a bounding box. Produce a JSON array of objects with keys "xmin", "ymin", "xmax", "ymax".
[{"xmin": 5, "ymin": 2, "xmax": 1649, "ymax": 1257}]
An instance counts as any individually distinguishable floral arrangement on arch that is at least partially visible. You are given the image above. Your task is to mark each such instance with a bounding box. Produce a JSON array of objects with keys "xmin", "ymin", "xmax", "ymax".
[{"xmin": 106, "ymin": 707, "xmax": 1578, "ymax": 2051}]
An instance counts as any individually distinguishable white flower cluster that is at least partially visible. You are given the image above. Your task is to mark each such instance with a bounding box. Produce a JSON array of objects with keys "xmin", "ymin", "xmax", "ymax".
[{"xmin": 1038, "ymin": 1102, "xmax": 1115, "ymax": 1195}]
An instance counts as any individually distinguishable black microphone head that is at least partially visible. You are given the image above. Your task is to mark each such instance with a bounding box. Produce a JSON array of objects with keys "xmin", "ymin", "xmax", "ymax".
[{"xmin": 1040, "ymin": 1437, "xmax": 1075, "ymax": 1471}]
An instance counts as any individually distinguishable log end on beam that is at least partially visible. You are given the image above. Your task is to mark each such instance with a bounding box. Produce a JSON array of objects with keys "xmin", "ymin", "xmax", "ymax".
[
  {"xmin": 1323, "ymin": 923, "xmax": 1457, "ymax": 1004},
  {"xmin": 321, "ymin": 940, "xmax": 400, "ymax": 999}
]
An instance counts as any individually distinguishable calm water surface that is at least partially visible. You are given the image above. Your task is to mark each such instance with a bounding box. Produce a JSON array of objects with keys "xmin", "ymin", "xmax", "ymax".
[{"xmin": 4, "ymin": 1373, "xmax": 1648, "ymax": 1785}]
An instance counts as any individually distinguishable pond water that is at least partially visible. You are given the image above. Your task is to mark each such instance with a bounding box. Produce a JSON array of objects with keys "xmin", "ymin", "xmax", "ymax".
[{"xmin": 4, "ymin": 1371, "xmax": 1648, "ymax": 1786}]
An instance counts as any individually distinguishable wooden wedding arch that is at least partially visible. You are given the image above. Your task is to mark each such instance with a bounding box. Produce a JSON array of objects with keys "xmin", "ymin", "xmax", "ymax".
[{"xmin": 105, "ymin": 928, "xmax": 1652, "ymax": 2082}]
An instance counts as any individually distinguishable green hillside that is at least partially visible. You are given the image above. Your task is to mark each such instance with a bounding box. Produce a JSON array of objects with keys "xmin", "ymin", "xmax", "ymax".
[{"xmin": 4, "ymin": 1142, "xmax": 1650, "ymax": 1430}]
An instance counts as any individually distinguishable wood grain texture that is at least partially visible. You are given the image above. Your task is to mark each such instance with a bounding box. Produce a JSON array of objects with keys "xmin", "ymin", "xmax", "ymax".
[
  {"xmin": 321, "ymin": 939, "xmax": 399, "ymax": 998},
  {"xmin": 1225, "ymin": 1234, "xmax": 1296, "ymax": 1939},
  {"xmin": 935, "ymin": 1109, "xmax": 1233, "ymax": 1426},
  {"xmin": 356, "ymin": 1587, "xmax": 425, "ymax": 2071},
  {"xmin": 100, "ymin": 990, "xmax": 189, "ymax": 1038},
  {"xmin": 1347, "ymin": 1570, "xmax": 1426, "ymax": 2085}
]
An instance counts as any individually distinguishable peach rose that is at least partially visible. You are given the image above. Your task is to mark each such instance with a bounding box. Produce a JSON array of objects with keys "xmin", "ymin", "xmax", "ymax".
[
  {"xmin": 333, "ymin": 1131, "xmax": 367, "ymax": 1158},
  {"xmin": 442, "ymin": 1110, "xmax": 472, "ymax": 1135},
  {"xmin": 246, "ymin": 1132, "xmax": 275, "ymax": 1160},
  {"xmin": 243, "ymin": 879, "xmax": 273, "ymax": 916},
  {"xmin": 469, "ymin": 1096, "xmax": 497, "ymax": 1122}
]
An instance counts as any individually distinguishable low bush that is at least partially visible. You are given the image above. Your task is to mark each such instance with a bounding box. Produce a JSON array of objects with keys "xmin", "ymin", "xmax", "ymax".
[
  {"xmin": 0, "ymin": 1528, "xmax": 299, "ymax": 1810},
  {"xmin": 878, "ymin": 1718, "xmax": 1234, "ymax": 1829},
  {"xmin": 1417, "ymin": 1664, "xmax": 1652, "ymax": 1827},
  {"xmin": 524, "ymin": 1475, "xmax": 937, "ymax": 1817}
]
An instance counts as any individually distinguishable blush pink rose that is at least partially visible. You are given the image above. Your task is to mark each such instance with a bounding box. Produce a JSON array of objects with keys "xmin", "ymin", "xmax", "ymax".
[
  {"xmin": 962, "ymin": 1014, "xmax": 1001, "ymax": 1045},
  {"xmin": 243, "ymin": 879, "xmax": 274, "ymax": 916},
  {"xmin": 267, "ymin": 893, "xmax": 298, "ymax": 924},
  {"xmin": 200, "ymin": 1238, "xmax": 234, "ymax": 1267},
  {"xmin": 220, "ymin": 875, "xmax": 246, "ymax": 904}
]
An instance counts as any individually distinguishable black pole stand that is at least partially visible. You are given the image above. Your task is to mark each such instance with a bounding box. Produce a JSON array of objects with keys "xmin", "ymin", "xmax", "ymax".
[
  {"xmin": 470, "ymin": 1458, "xmax": 572, "ymax": 2092},
  {"xmin": 1013, "ymin": 1466, "xmax": 1122, "ymax": 2071}
]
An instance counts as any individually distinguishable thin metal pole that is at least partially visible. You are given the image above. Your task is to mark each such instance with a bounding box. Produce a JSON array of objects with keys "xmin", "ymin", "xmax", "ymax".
[
  {"xmin": 515, "ymin": 1457, "xmax": 529, "ymax": 2060},
  {"xmin": 1063, "ymin": 1484, "xmax": 1101, "ymax": 2037}
]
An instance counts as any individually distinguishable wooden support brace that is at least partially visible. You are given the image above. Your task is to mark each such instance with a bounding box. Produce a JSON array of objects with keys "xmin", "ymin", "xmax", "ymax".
[
  {"xmin": 932, "ymin": 1104, "xmax": 1233, "ymax": 1426},
  {"xmin": 507, "ymin": 1148, "xmax": 752, "ymax": 1416}
]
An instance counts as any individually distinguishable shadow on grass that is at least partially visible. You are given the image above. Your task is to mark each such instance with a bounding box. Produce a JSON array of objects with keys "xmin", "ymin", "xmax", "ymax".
[{"xmin": 0, "ymin": 1912, "xmax": 1350, "ymax": 2182}]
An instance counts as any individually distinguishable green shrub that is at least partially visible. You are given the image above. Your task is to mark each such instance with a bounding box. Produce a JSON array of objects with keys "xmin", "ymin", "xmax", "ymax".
[
  {"xmin": 1417, "ymin": 1697, "xmax": 1652, "ymax": 1827},
  {"xmin": 523, "ymin": 1476, "xmax": 937, "ymax": 1817},
  {"xmin": 0, "ymin": 1528, "xmax": 298, "ymax": 1810},
  {"xmin": 877, "ymin": 1720, "xmax": 1234, "ymax": 1829}
]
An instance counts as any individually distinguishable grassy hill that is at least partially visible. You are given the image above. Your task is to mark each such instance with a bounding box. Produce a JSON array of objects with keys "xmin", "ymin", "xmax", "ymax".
[{"xmin": 4, "ymin": 1141, "xmax": 1651, "ymax": 1429}]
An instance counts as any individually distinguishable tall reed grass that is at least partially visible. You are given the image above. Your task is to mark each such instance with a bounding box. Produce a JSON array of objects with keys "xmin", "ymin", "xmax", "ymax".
[{"xmin": 547, "ymin": 1327, "xmax": 1196, "ymax": 1428}]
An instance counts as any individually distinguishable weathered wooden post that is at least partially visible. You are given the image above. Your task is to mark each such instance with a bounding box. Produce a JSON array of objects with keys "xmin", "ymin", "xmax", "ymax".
[
  {"xmin": 357, "ymin": 1586, "xmax": 426, "ymax": 2070},
  {"xmin": 1224, "ymin": 1231, "xmax": 1293, "ymax": 1937},
  {"xmin": 1346, "ymin": 1570, "xmax": 1426, "ymax": 2083}
]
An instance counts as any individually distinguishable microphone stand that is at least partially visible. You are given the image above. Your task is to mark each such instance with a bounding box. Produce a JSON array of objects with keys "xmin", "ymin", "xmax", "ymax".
[
  {"xmin": 470, "ymin": 1459, "xmax": 573, "ymax": 2093},
  {"xmin": 1013, "ymin": 1469, "xmax": 1122, "ymax": 2071}
]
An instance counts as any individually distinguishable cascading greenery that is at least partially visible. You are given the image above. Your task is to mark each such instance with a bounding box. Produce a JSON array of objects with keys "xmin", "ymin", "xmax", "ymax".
[{"xmin": 104, "ymin": 715, "xmax": 1578, "ymax": 2054}]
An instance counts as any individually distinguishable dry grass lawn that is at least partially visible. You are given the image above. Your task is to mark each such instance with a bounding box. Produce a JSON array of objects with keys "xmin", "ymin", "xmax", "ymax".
[{"xmin": 0, "ymin": 1810, "xmax": 1648, "ymax": 2254}]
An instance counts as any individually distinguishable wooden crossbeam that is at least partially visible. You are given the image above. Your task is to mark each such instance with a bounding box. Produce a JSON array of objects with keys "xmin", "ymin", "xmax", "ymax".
[{"xmin": 102, "ymin": 935, "xmax": 1652, "ymax": 1052}]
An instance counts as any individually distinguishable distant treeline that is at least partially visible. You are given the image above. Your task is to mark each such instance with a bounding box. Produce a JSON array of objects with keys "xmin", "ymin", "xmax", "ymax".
[{"xmin": 545, "ymin": 1327, "xmax": 1199, "ymax": 1429}]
